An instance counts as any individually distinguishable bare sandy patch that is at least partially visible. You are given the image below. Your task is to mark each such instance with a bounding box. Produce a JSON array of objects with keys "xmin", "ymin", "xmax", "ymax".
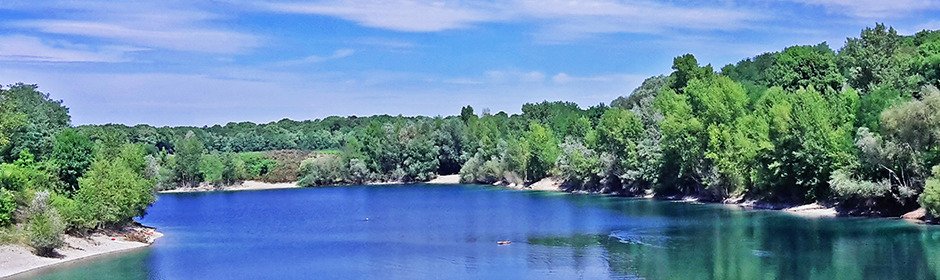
[
  {"xmin": 427, "ymin": 175, "xmax": 460, "ymax": 184},
  {"xmin": 784, "ymin": 203, "xmax": 837, "ymax": 218},
  {"xmin": 159, "ymin": 180, "xmax": 298, "ymax": 193}
]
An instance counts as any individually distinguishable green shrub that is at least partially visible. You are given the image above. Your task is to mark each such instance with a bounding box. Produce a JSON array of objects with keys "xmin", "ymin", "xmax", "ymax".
[
  {"xmin": 830, "ymin": 169, "xmax": 892, "ymax": 199},
  {"xmin": 0, "ymin": 188, "xmax": 15, "ymax": 226},
  {"xmin": 297, "ymin": 155, "xmax": 346, "ymax": 186},
  {"xmin": 237, "ymin": 152, "xmax": 277, "ymax": 179},
  {"xmin": 920, "ymin": 166, "xmax": 940, "ymax": 216},
  {"xmin": 27, "ymin": 191, "xmax": 66, "ymax": 256}
]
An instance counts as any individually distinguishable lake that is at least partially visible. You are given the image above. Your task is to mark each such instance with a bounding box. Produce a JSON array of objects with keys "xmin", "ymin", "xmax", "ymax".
[{"xmin": 15, "ymin": 184, "xmax": 940, "ymax": 279}]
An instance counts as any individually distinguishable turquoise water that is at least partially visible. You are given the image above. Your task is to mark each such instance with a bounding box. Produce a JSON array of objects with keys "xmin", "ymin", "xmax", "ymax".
[{"xmin": 15, "ymin": 184, "xmax": 940, "ymax": 279}]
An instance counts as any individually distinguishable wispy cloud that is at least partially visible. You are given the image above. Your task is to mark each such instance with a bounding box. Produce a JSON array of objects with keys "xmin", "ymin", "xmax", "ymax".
[
  {"xmin": 0, "ymin": 35, "xmax": 133, "ymax": 63},
  {"xmin": 262, "ymin": 1, "xmax": 499, "ymax": 32},
  {"xmin": 277, "ymin": 49, "xmax": 356, "ymax": 66},
  {"xmin": 259, "ymin": 0, "xmax": 762, "ymax": 37},
  {"xmin": 787, "ymin": 0, "xmax": 940, "ymax": 19},
  {"xmin": 4, "ymin": 0, "xmax": 260, "ymax": 54}
]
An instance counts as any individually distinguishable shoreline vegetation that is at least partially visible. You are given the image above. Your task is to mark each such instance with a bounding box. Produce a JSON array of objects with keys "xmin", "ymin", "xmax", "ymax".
[{"xmin": 2, "ymin": 23, "xmax": 940, "ymax": 277}]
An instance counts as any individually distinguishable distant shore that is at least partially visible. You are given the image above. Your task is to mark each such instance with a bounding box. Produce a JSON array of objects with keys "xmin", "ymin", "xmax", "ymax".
[
  {"xmin": 159, "ymin": 176, "xmax": 933, "ymax": 224},
  {"xmin": 0, "ymin": 226, "xmax": 162, "ymax": 278}
]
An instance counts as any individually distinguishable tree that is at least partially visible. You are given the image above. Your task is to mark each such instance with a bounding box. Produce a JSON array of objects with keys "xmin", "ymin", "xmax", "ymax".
[
  {"xmin": 523, "ymin": 123, "xmax": 559, "ymax": 181},
  {"xmin": 612, "ymin": 76, "xmax": 667, "ymax": 110},
  {"xmin": 766, "ymin": 44, "xmax": 844, "ymax": 93},
  {"xmin": 839, "ymin": 23, "xmax": 921, "ymax": 94},
  {"xmin": 669, "ymin": 54, "xmax": 714, "ymax": 91},
  {"xmin": 73, "ymin": 144, "xmax": 155, "ymax": 229},
  {"xmin": 460, "ymin": 106, "xmax": 476, "ymax": 123},
  {"xmin": 199, "ymin": 153, "xmax": 225, "ymax": 184},
  {"xmin": 174, "ymin": 131, "xmax": 205, "ymax": 186},
  {"xmin": 50, "ymin": 129, "xmax": 94, "ymax": 192},
  {"xmin": 856, "ymin": 86, "xmax": 906, "ymax": 131},
  {"xmin": 0, "ymin": 83, "xmax": 70, "ymax": 161}
]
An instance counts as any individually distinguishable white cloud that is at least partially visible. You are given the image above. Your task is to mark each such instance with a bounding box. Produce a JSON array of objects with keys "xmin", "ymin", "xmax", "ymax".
[
  {"xmin": 0, "ymin": 35, "xmax": 131, "ymax": 62},
  {"xmin": 520, "ymin": 0, "xmax": 760, "ymax": 35},
  {"xmin": 5, "ymin": 1, "xmax": 260, "ymax": 54},
  {"xmin": 260, "ymin": 0, "xmax": 762, "ymax": 37},
  {"xmin": 788, "ymin": 0, "xmax": 940, "ymax": 18},
  {"xmin": 263, "ymin": 1, "xmax": 499, "ymax": 32},
  {"xmin": 484, "ymin": 70, "xmax": 546, "ymax": 83},
  {"xmin": 277, "ymin": 49, "xmax": 356, "ymax": 66}
]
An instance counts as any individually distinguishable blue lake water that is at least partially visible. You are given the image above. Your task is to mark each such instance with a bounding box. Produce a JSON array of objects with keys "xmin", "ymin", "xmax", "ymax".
[{"xmin": 15, "ymin": 184, "xmax": 940, "ymax": 279}]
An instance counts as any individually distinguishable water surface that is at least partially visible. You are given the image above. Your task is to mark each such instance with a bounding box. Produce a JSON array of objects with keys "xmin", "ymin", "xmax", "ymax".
[{"xmin": 17, "ymin": 185, "xmax": 940, "ymax": 279}]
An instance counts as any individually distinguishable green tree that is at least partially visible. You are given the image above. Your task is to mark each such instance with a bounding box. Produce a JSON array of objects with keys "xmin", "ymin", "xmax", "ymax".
[
  {"xmin": 523, "ymin": 123, "xmax": 559, "ymax": 181},
  {"xmin": 669, "ymin": 54, "xmax": 714, "ymax": 91},
  {"xmin": 766, "ymin": 44, "xmax": 844, "ymax": 93},
  {"xmin": 50, "ymin": 129, "xmax": 94, "ymax": 192},
  {"xmin": 72, "ymin": 144, "xmax": 155, "ymax": 229},
  {"xmin": 839, "ymin": 23, "xmax": 921, "ymax": 94},
  {"xmin": 199, "ymin": 153, "xmax": 225, "ymax": 184},
  {"xmin": 174, "ymin": 131, "xmax": 205, "ymax": 186},
  {"xmin": 0, "ymin": 83, "xmax": 70, "ymax": 161}
]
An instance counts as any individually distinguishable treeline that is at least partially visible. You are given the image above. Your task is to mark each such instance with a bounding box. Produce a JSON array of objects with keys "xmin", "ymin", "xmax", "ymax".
[
  {"xmin": 296, "ymin": 24, "xmax": 940, "ymax": 218},
  {"xmin": 2, "ymin": 25, "xmax": 940, "ymax": 252}
]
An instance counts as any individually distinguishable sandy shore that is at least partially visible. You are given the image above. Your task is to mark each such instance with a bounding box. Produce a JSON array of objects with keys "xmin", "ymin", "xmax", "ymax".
[
  {"xmin": 159, "ymin": 180, "xmax": 299, "ymax": 193},
  {"xmin": 0, "ymin": 227, "xmax": 162, "ymax": 278},
  {"xmin": 426, "ymin": 175, "xmax": 460, "ymax": 184}
]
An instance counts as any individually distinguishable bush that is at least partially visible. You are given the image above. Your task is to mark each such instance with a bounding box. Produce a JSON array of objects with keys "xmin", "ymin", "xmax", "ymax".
[
  {"xmin": 0, "ymin": 188, "xmax": 15, "ymax": 226},
  {"xmin": 920, "ymin": 166, "xmax": 940, "ymax": 216},
  {"xmin": 237, "ymin": 152, "xmax": 277, "ymax": 179},
  {"xmin": 830, "ymin": 169, "xmax": 892, "ymax": 199},
  {"xmin": 460, "ymin": 153, "xmax": 507, "ymax": 184},
  {"xmin": 297, "ymin": 155, "xmax": 347, "ymax": 186},
  {"xmin": 27, "ymin": 191, "xmax": 65, "ymax": 256}
]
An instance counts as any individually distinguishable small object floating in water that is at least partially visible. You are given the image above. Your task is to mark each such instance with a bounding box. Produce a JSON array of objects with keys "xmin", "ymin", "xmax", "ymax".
[
  {"xmin": 363, "ymin": 217, "xmax": 370, "ymax": 222},
  {"xmin": 497, "ymin": 240, "xmax": 512, "ymax": 246}
]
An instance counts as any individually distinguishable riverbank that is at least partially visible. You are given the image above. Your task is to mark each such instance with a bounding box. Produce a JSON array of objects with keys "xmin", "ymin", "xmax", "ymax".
[
  {"xmin": 159, "ymin": 180, "xmax": 299, "ymax": 193},
  {"xmin": 0, "ymin": 226, "xmax": 162, "ymax": 278}
]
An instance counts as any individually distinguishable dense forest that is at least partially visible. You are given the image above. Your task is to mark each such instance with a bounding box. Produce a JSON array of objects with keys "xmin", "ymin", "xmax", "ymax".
[{"xmin": 2, "ymin": 24, "xmax": 940, "ymax": 255}]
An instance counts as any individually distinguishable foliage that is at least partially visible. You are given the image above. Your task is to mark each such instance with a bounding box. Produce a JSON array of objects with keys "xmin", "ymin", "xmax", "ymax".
[
  {"xmin": 71, "ymin": 144, "xmax": 155, "ymax": 230},
  {"xmin": 766, "ymin": 44, "xmax": 844, "ymax": 93},
  {"xmin": 174, "ymin": 131, "xmax": 205, "ymax": 186},
  {"xmin": 0, "ymin": 188, "xmax": 15, "ymax": 226},
  {"xmin": 297, "ymin": 155, "xmax": 347, "ymax": 186},
  {"xmin": 26, "ymin": 191, "xmax": 65, "ymax": 256},
  {"xmin": 921, "ymin": 166, "xmax": 940, "ymax": 216},
  {"xmin": 839, "ymin": 23, "xmax": 922, "ymax": 94},
  {"xmin": 49, "ymin": 129, "xmax": 94, "ymax": 192},
  {"xmin": 0, "ymin": 84, "xmax": 70, "ymax": 161}
]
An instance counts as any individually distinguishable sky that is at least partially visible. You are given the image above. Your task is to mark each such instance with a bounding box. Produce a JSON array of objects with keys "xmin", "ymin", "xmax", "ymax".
[{"xmin": 1, "ymin": 1, "xmax": 939, "ymax": 126}]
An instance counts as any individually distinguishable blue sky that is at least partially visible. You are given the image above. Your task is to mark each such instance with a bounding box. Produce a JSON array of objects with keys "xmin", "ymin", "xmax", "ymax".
[{"xmin": 1, "ymin": 1, "xmax": 939, "ymax": 126}]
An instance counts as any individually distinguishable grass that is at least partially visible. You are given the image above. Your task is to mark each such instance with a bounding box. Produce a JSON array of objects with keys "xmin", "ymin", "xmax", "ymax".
[{"xmin": 0, "ymin": 224, "xmax": 28, "ymax": 245}]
